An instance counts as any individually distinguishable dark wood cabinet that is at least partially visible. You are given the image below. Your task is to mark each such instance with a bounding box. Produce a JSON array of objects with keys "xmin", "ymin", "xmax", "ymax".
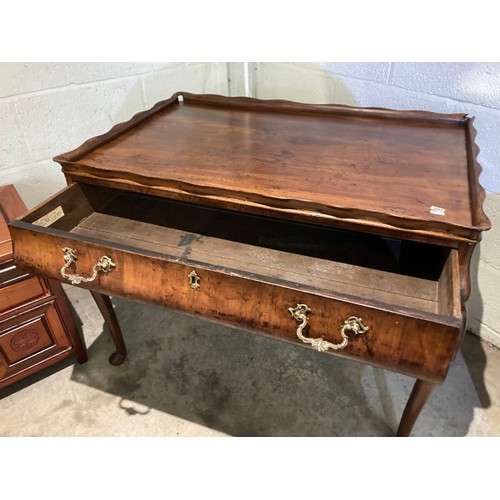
[
  {"xmin": 0, "ymin": 184, "xmax": 86, "ymax": 388},
  {"xmin": 8, "ymin": 93, "xmax": 491, "ymax": 435}
]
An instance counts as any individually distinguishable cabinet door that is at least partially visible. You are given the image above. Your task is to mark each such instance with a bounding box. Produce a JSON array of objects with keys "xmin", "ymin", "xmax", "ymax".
[{"xmin": 0, "ymin": 300, "xmax": 74, "ymax": 388}]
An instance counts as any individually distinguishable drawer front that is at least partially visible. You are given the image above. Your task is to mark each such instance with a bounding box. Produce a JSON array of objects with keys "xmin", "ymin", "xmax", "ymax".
[
  {"xmin": 0, "ymin": 240, "xmax": 12, "ymax": 265},
  {"xmin": 0, "ymin": 276, "xmax": 48, "ymax": 314},
  {"xmin": 0, "ymin": 263, "xmax": 29, "ymax": 286},
  {"xmin": 11, "ymin": 226, "xmax": 460, "ymax": 383},
  {"xmin": 0, "ymin": 301, "xmax": 74, "ymax": 386}
]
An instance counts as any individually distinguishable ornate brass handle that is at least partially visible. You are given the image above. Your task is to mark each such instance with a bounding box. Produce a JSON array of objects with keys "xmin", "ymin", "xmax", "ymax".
[
  {"xmin": 288, "ymin": 304, "xmax": 368, "ymax": 352},
  {"xmin": 60, "ymin": 247, "xmax": 116, "ymax": 285}
]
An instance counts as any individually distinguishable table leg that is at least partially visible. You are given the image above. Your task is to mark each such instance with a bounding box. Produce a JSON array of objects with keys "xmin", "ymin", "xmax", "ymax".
[
  {"xmin": 90, "ymin": 291, "xmax": 127, "ymax": 365},
  {"xmin": 396, "ymin": 379, "xmax": 437, "ymax": 437}
]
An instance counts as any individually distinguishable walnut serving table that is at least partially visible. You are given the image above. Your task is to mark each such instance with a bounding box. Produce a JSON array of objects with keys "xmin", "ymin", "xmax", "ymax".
[{"xmin": 9, "ymin": 93, "xmax": 490, "ymax": 436}]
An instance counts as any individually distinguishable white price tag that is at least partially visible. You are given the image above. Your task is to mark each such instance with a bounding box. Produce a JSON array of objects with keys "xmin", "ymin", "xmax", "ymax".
[
  {"xmin": 430, "ymin": 206, "xmax": 446, "ymax": 216},
  {"xmin": 33, "ymin": 206, "xmax": 65, "ymax": 227}
]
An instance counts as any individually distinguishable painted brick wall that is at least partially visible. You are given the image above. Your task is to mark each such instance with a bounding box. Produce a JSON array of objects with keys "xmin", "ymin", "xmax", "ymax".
[{"xmin": 251, "ymin": 62, "xmax": 500, "ymax": 347}]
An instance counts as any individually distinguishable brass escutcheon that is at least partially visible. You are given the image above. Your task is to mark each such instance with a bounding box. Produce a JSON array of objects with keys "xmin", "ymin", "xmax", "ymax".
[{"xmin": 188, "ymin": 270, "xmax": 200, "ymax": 290}]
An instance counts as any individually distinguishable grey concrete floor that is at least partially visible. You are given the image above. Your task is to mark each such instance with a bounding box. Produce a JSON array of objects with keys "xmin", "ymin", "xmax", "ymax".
[{"xmin": 1, "ymin": 285, "xmax": 498, "ymax": 437}]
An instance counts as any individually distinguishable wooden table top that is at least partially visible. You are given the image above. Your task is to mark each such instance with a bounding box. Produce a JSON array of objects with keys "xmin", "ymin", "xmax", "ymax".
[{"xmin": 55, "ymin": 93, "xmax": 490, "ymax": 241}]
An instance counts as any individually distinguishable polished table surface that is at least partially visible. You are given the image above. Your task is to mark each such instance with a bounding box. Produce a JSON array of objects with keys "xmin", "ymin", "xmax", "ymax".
[{"xmin": 55, "ymin": 92, "xmax": 489, "ymax": 241}]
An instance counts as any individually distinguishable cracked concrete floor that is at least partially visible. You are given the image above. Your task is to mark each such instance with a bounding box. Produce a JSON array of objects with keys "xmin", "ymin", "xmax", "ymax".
[{"xmin": 1, "ymin": 285, "xmax": 498, "ymax": 437}]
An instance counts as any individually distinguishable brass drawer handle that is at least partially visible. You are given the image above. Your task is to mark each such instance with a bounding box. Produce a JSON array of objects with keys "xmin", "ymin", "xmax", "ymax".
[
  {"xmin": 60, "ymin": 247, "xmax": 116, "ymax": 285},
  {"xmin": 288, "ymin": 304, "xmax": 368, "ymax": 352}
]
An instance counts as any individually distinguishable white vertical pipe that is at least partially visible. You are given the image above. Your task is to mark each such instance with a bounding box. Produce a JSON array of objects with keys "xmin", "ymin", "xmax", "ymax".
[{"xmin": 243, "ymin": 62, "xmax": 251, "ymax": 97}]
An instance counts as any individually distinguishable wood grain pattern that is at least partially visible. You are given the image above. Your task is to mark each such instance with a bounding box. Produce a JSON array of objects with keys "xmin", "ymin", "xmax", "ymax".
[
  {"xmin": 73, "ymin": 219, "xmax": 438, "ymax": 313},
  {"xmin": 10, "ymin": 219, "xmax": 461, "ymax": 382},
  {"xmin": 90, "ymin": 291, "xmax": 126, "ymax": 365},
  {"xmin": 437, "ymin": 249, "xmax": 461, "ymax": 318},
  {"xmin": 70, "ymin": 192, "xmax": 445, "ymax": 311},
  {"xmin": 0, "ymin": 276, "xmax": 47, "ymax": 313},
  {"xmin": 464, "ymin": 116, "xmax": 491, "ymax": 231},
  {"xmin": 60, "ymin": 171, "xmax": 480, "ymax": 247},
  {"xmin": 54, "ymin": 93, "xmax": 489, "ymax": 242},
  {"xmin": 0, "ymin": 185, "xmax": 29, "ymax": 264},
  {"xmin": 12, "ymin": 185, "xmax": 460, "ymax": 318},
  {"xmin": 396, "ymin": 379, "xmax": 437, "ymax": 437}
]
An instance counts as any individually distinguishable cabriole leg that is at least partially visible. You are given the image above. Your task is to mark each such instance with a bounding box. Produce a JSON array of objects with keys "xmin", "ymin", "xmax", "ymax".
[
  {"xmin": 396, "ymin": 379, "xmax": 437, "ymax": 437},
  {"xmin": 90, "ymin": 291, "xmax": 127, "ymax": 365}
]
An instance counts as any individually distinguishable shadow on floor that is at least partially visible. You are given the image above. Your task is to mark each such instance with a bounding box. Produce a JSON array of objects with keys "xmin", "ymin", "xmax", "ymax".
[
  {"xmin": 68, "ymin": 296, "xmax": 485, "ymax": 437},
  {"xmin": 0, "ymin": 356, "xmax": 75, "ymax": 399},
  {"xmin": 461, "ymin": 243, "xmax": 491, "ymax": 411},
  {"xmin": 461, "ymin": 333, "xmax": 491, "ymax": 408}
]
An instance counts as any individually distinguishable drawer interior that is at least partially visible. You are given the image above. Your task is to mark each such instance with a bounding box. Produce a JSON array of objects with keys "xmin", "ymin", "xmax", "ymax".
[{"xmin": 23, "ymin": 183, "xmax": 461, "ymax": 318}]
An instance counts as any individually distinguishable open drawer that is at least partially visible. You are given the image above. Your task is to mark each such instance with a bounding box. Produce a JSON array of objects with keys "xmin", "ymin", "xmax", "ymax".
[{"xmin": 9, "ymin": 182, "xmax": 463, "ymax": 383}]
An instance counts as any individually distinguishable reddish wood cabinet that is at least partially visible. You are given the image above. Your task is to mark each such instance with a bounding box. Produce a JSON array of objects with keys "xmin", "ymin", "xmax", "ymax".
[{"xmin": 0, "ymin": 184, "xmax": 86, "ymax": 388}]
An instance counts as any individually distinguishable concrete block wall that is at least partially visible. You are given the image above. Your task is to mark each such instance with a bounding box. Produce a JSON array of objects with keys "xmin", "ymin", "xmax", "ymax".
[
  {"xmin": 252, "ymin": 62, "xmax": 500, "ymax": 347},
  {"xmin": 0, "ymin": 62, "xmax": 228, "ymax": 207}
]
